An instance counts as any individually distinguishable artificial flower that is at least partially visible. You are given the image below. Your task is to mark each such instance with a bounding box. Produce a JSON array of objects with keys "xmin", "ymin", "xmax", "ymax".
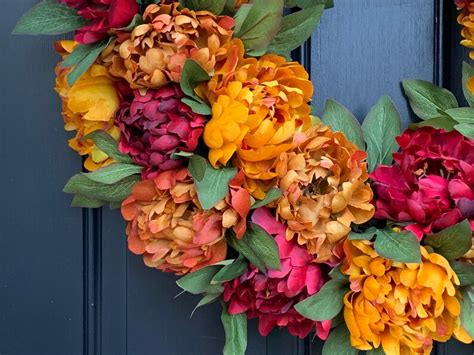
[
  {"xmin": 468, "ymin": 73, "xmax": 474, "ymax": 94},
  {"xmin": 370, "ymin": 127, "xmax": 474, "ymax": 239},
  {"xmin": 116, "ymin": 84, "xmax": 204, "ymax": 179},
  {"xmin": 342, "ymin": 239, "xmax": 472, "ymax": 354},
  {"xmin": 121, "ymin": 168, "xmax": 250, "ymax": 275},
  {"xmin": 59, "ymin": 0, "xmax": 139, "ymax": 44},
  {"xmin": 223, "ymin": 208, "xmax": 331, "ymax": 339},
  {"xmin": 105, "ymin": 2, "xmax": 235, "ymax": 89},
  {"xmin": 275, "ymin": 125, "xmax": 374, "ymax": 264},
  {"xmin": 456, "ymin": 0, "xmax": 474, "ymax": 59},
  {"xmin": 201, "ymin": 42, "xmax": 313, "ymax": 198},
  {"xmin": 55, "ymin": 40, "xmax": 120, "ymax": 171}
]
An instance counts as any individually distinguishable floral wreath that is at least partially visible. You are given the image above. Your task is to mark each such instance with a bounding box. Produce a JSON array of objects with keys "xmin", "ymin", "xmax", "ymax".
[{"xmin": 13, "ymin": 0, "xmax": 474, "ymax": 354}]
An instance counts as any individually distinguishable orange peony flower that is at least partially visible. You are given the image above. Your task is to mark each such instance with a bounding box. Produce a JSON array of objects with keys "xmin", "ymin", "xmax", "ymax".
[
  {"xmin": 104, "ymin": 2, "xmax": 235, "ymax": 89},
  {"xmin": 468, "ymin": 74, "xmax": 474, "ymax": 94},
  {"xmin": 275, "ymin": 125, "xmax": 374, "ymax": 264},
  {"xmin": 341, "ymin": 239, "xmax": 472, "ymax": 354},
  {"xmin": 121, "ymin": 168, "xmax": 250, "ymax": 275},
  {"xmin": 457, "ymin": 0, "xmax": 474, "ymax": 59},
  {"xmin": 55, "ymin": 40, "xmax": 120, "ymax": 171},
  {"xmin": 201, "ymin": 40, "xmax": 313, "ymax": 198}
]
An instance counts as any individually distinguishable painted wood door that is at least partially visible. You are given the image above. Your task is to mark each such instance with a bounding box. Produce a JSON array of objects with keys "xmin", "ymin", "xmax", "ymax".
[{"xmin": 1, "ymin": 1, "xmax": 473, "ymax": 354}]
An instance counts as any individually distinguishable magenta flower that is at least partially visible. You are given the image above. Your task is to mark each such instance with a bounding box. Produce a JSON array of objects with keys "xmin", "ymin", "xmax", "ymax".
[
  {"xmin": 370, "ymin": 127, "xmax": 474, "ymax": 239},
  {"xmin": 116, "ymin": 84, "xmax": 205, "ymax": 179},
  {"xmin": 223, "ymin": 208, "xmax": 331, "ymax": 339}
]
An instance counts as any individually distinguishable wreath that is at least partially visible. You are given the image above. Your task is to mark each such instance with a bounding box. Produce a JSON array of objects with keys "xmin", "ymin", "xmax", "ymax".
[{"xmin": 13, "ymin": 0, "xmax": 474, "ymax": 354}]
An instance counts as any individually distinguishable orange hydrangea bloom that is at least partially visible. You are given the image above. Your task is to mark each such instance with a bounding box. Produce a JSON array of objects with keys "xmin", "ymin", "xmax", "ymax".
[
  {"xmin": 457, "ymin": 0, "xmax": 474, "ymax": 59},
  {"xmin": 55, "ymin": 40, "xmax": 120, "ymax": 171},
  {"xmin": 341, "ymin": 239, "xmax": 472, "ymax": 354},
  {"xmin": 105, "ymin": 2, "xmax": 234, "ymax": 89},
  {"xmin": 121, "ymin": 168, "xmax": 250, "ymax": 275},
  {"xmin": 201, "ymin": 39, "xmax": 313, "ymax": 198},
  {"xmin": 275, "ymin": 125, "xmax": 374, "ymax": 264}
]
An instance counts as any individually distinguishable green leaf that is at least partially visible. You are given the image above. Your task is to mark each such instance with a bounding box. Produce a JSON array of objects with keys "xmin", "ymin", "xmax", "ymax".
[
  {"xmin": 190, "ymin": 293, "xmax": 222, "ymax": 317},
  {"xmin": 455, "ymin": 123, "xmax": 474, "ymax": 139},
  {"xmin": 221, "ymin": 304, "xmax": 247, "ymax": 355},
  {"xmin": 460, "ymin": 286, "xmax": 474, "ymax": 338},
  {"xmin": 267, "ymin": 5, "xmax": 324, "ymax": 54},
  {"xmin": 322, "ymin": 99, "xmax": 365, "ymax": 149},
  {"xmin": 71, "ymin": 194, "xmax": 106, "ymax": 208},
  {"xmin": 322, "ymin": 324, "xmax": 358, "ymax": 355},
  {"xmin": 180, "ymin": 60, "xmax": 210, "ymax": 101},
  {"xmin": 445, "ymin": 107, "xmax": 474, "ymax": 124},
  {"xmin": 181, "ymin": 0, "xmax": 227, "ymax": 14},
  {"xmin": 402, "ymin": 79, "xmax": 458, "ymax": 120},
  {"xmin": 63, "ymin": 174, "xmax": 139, "ymax": 203},
  {"xmin": 212, "ymin": 257, "xmax": 248, "ymax": 284},
  {"xmin": 176, "ymin": 265, "xmax": 223, "ymax": 295},
  {"xmin": 227, "ymin": 222, "xmax": 281, "ymax": 272},
  {"xmin": 348, "ymin": 227, "xmax": 377, "ymax": 241},
  {"xmin": 367, "ymin": 348, "xmax": 386, "ymax": 355},
  {"xmin": 119, "ymin": 14, "xmax": 144, "ymax": 31},
  {"xmin": 181, "ymin": 97, "xmax": 212, "ymax": 115},
  {"xmin": 422, "ymin": 220, "xmax": 472, "ymax": 260},
  {"xmin": 84, "ymin": 130, "xmax": 133, "ymax": 164},
  {"xmin": 194, "ymin": 163, "xmax": 237, "ymax": 210},
  {"xmin": 81, "ymin": 163, "xmax": 142, "ymax": 185},
  {"xmin": 13, "ymin": 0, "xmax": 89, "ymax": 35},
  {"xmin": 251, "ymin": 188, "xmax": 283, "ymax": 209},
  {"xmin": 451, "ymin": 262, "xmax": 474, "ymax": 287},
  {"xmin": 68, "ymin": 39, "xmax": 111, "ymax": 86},
  {"xmin": 328, "ymin": 264, "xmax": 349, "ymax": 282},
  {"xmin": 285, "ymin": 0, "xmax": 334, "ymax": 9},
  {"xmin": 234, "ymin": 0, "xmax": 284, "ymax": 52},
  {"xmin": 172, "ymin": 152, "xmax": 207, "ymax": 182},
  {"xmin": 374, "ymin": 228, "xmax": 421, "ymax": 263},
  {"xmin": 61, "ymin": 43, "xmax": 94, "ymax": 69},
  {"xmin": 462, "ymin": 61, "xmax": 474, "ymax": 107},
  {"xmin": 295, "ymin": 280, "xmax": 348, "ymax": 321},
  {"xmin": 410, "ymin": 116, "xmax": 457, "ymax": 131},
  {"xmin": 362, "ymin": 96, "xmax": 402, "ymax": 172}
]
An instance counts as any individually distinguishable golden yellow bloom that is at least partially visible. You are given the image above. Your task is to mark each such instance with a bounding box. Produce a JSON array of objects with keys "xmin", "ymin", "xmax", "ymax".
[
  {"xmin": 104, "ymin": 2, "xmax": 235, "ymax": 89},
  {"xmin": 275, "ymin": 125, "xmax": 374, "ymax": 264},
  {"xmin": 202, "ymin": 40, "xmax": 313, "ymax": 198},
  {"xmin": 55, "ymin": 40, "xmax": 120, "ymax": 171},
  {"xmin": 468, "ymin": 74, "xmax": 474, "ymax": 94},
  {"xmin": 341, "ymin": 239, "xmax": 472, "ymax": 354},
  {"xmin": 457, "ymin": 0, "xmax": 474, "ymax": 59}
]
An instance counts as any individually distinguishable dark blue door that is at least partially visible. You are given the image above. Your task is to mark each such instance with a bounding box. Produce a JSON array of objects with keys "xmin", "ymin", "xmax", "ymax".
[{"xmin": 1, "ymin": 0, "xmax": 473, "ymax": 354}]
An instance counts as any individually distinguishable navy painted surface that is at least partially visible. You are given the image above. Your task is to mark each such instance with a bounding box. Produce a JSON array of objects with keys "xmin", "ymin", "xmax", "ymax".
[{"xmin": 1, "ymin": 1, "xmax": 473, "ymax": 355}]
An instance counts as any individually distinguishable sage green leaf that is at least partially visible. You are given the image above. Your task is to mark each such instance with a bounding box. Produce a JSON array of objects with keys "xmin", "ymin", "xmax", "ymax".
[
  {"xmin": 295, "ymin": 279, "xmax": 348, "ymax": 321},
  {"xmin": 63, "ymin": 174, "xmax": 139, "ymax": 203},
  {"xmin": 374, "ymin": 228, "xmax": 421, "ymax": 263},
  {"xmin": 233, "ymin": 4, "xmax": 253, "ymax": 34},
  {"xmin": 328, "ymin": 265, "xmax": 349, "ymax": 282},
  {"xmin": 61, "ymin": 43, "xmax": 94, "ymax": 68},
  {"xmin": 462, "ymin": 61, "xmax": 474, "ymax": 107},
  {"xmin": 227, "ymin": 232, "xmax": 265, "ymax": 272},
  {"xmin": 460, "ymin": 287, "xmax": 474, "ymax": 338},
  {"xmin": 285, "ymin": 0, "xmax": 334, "ymax": 8},
  {"xmin": 68, "ymin": 39, "xmax": 111, "ymax": 86},
  {"xmin": 176, "ymin": 265, "xmax": 223, "ymax": 295},
  {"xmin": 84, "ymin": 130, "xmax": 133, "ymax": 164},
  {"xmin": 120, "ymin": 14, "xmax": 144, "ymax": 31},
  {"xmin": 322, "ymin": 324, "xmax": 357, "ymax": 355},
  {"xmin": 362, "ymin": 96, "xmax": 402, "ymax": 172},
  {"xmin": 172, "ymin": 152, "xmax": 207, "ymax": 182},
  {"xmin": 348, "ymin": 227, "xmax": 377, "ymax": 241},
  {"xmin": 455, "ymin": 123, "xmax": 474, "ymax": 139},
  {"xmin": 221, "ymin": 305, "xmax": 247, "ymax": 355},
  {"xmin": 367, "ymin": 348, "xmax": 386, "ymax": 355},
  {"xmin": 191, "ymin": 293, "xmax": 221, "ymax": 317},
  {"xmin": 423, "ymin": 220, "xmax": 472, "ymax": 260},
  {"xmin": 445, "ymin": 107, "xmax": 474, "ymax": 124},
  {"xmin": 181, "ymin": 97, "xmax": 211, "ymax": 115},
  {"xmin": 71, "ymin": 195, "xmax": 106, "ymax": 208},
  {"xmin": 181, "ymin": 0, "xmax": 227, "ymax": 14},
  {"xmin": 411, "ymin": 116, "xmax": 457, "ymax": 131},
  {"xmin": 194, "ymin": 162, "xmax": 237, "ymax": 210},
  {"xmin": 402, "ymin": 79, "xmax": 458, "ymax": 120},
  {"xmin": 211, "ymin": 257, "xmax": 248, "ymax": 284},
  {"xmin": 323, "ymin": 99, "xmax": 365, "ymax": 149},
  {"xmin": 234, "ymin": 0, "xmax": 284, "ymax": 51},
  {"xmin": 82, "ymin": 163, "xmax": 142, "ymax": 184},
  {"xmin": 180, "ymin": 60, "xmax": 210, "ymax": 100},
  {"xmin": 251, "ymin": 188, "xmax": 283, "ymax": 209},
  {"xmin": 267, "ymin": 5, "xmax": 324, "ymax": 54},
  {"xmin": 451, "ymin": 262, "xmax": 474, "ymax": 287},
  {"xmin": 13, "ymin": 0, "xmax": 89, "ymax": 35}
]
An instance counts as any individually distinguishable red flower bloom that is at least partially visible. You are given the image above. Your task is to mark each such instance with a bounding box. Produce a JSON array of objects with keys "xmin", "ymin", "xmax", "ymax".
[
  {"xmin": 223, "ymin": 208, "xmax": 331, "ymax": 339},
  {"xmin": 116, "ymin": 84, "xmax": 205, "ymax": 179},
  {"xmin": 370, "ymin": 127, "xmax": 474, "ymax": 239},
  {"xmin": 59, "ymin": 0, "xmax": 139, "ymax": 43}
]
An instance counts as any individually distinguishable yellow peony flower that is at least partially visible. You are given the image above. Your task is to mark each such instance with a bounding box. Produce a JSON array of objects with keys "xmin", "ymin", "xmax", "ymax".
[
  {"xmin": 55, "ymin": 40, "xmax": 120, "ymax": 171},
  {"xmin": 341, "ymin": 239, "xmax": 472, "ymax": 355},
  {"xmin": 457, "ymin": 0, "xmax": 474, "ymax": 59},
  {"xmin": 202, "ymin": 39, "xmax": 313, "ymax": 198},
  {"xmin": 468, "ymin": 74, "xmax": 474, "ymax": 95}
]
